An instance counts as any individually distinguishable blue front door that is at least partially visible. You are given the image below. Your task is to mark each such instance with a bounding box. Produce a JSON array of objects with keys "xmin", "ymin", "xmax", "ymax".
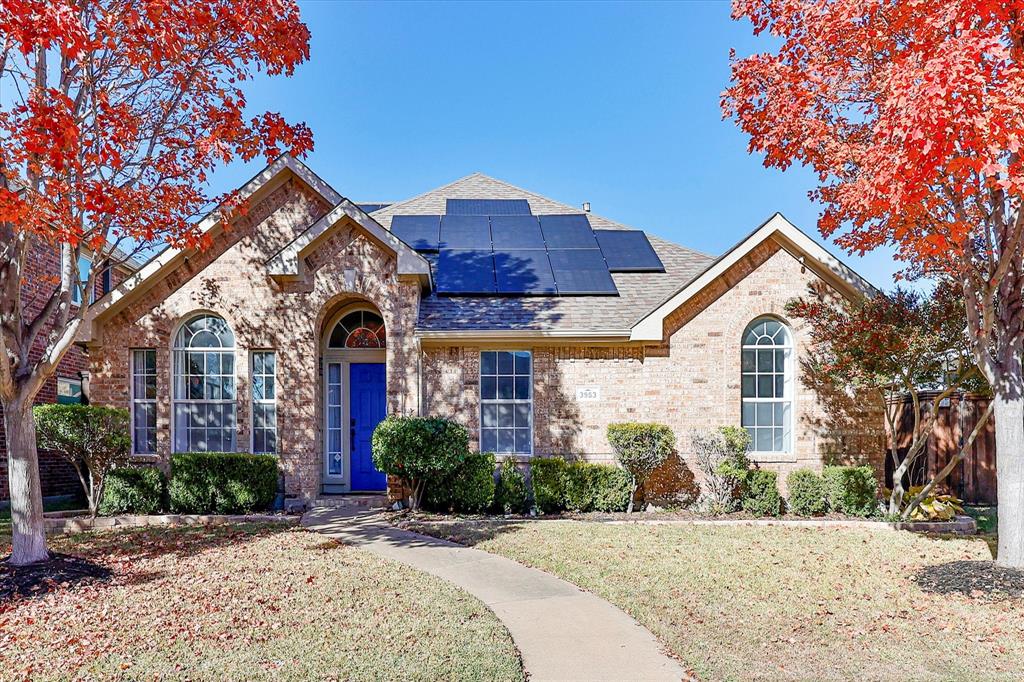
[{"xmin": 349, "ymin": 363, "xmax": 387, "ymax": 491}]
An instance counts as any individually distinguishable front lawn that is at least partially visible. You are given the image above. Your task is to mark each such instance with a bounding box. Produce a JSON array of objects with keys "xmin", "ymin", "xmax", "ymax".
[
  {"xmin": 1, "ymin": 523, "xmax": 523, "ymax": 681},
  {"xmin": 402, "ymin": 518, "xmax": 1024, "ymax": 681}
]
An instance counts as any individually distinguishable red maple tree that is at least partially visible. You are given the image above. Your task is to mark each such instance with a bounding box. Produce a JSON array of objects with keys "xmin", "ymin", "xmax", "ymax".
[
  {"xmin": 0, "ymin": 0, "xmax": 313, "ymax": 565},
  {"xmin": 723, "ymin": 0, "xmax": 1024, "ymax": 566}
]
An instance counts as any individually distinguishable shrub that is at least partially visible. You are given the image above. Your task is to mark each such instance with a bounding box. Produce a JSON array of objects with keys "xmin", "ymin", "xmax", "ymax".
[
  {"xmin": 530, "ymin": 458, "xmax": 569, "ymax": 513},
  {"xmin": 607, "ymin": 422, "xmax": 675, "ymax": 512},
  {"xmin": 371, "ymin": 416, "xmax": 469, "ymax": 510},
  {"xmin": 823, "ymin": 465, "xmax": 879, "ymax": 517},
  {"xmin": 786, "ymin": 468, "xmax": 827, "ymax": 517},
  {"xmin": 33, "ymin": 404, "xmax": 131, "ymax": 518},
  {"xmin": 99, "ymin": 466, "xmax": 167, "ymax": 515},
  {"xmin": 692, "ymin": 426, "xmax": 751, "ymax": 513},
  {"xmin": 494, "ymin": 459, "xmax": 529, "ymax": 515},
  {"xmin": 425, "ymin": 452, "xmax": 496, "ymax": 513},
  {"xmin": 169, "ymin": 452, "xmax": 278, "ymax": 514},
  {"xmin": 741, "ymin": 469, "xmax": 781, "ymax": 516}
]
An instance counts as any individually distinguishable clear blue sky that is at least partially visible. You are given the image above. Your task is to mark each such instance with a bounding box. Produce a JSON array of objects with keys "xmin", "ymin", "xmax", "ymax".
[{"xmin": 213, "ymin": 0, "xmax": 902, "ymax": 288}]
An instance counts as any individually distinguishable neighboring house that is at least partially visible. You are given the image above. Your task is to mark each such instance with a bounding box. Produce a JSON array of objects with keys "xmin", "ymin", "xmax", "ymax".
[
  {"xmin": 0, "ymin": 240, "xmax": 140, "ymax": 502},
  {"xmin": 80, "ymin": 156, "xmax": 884, "ymax": 504}
]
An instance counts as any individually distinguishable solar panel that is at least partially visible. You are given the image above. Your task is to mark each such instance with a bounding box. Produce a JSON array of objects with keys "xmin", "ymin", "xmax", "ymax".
[
  {"xmin": 390, "ymin": 215, "xmax": 440, "ymax": 251},
  {"xmin": 446, "ymin": 199, "xmax": 532, "ymax": 215},
  {"xmin": 439, "ymin": 214, "xmax": 492, "ymax": 249},
  {"xmin": 547, "ymin": 249, "xmax": 617, "ymax": 295},
  {"xmin": 539, "ymin": 214, "xmax": 599, "ymax": 249},
  {"xmin": 435, "ymin": 249, "xmax": 497, "ymax": 294},
  {"xmin": 494, "ymin": 250, "xmax": 557, "ymax": 294},
  {"xmin": 490, "ymin": 215, "xmax": 545, "ymax": 249},
  {"xmin": 594, "ymin": 230, "xmax": 665, "ymax": 272},
  {"xmin": 356, "ymin": 203, "xmax": 391, "ymax": 213}
]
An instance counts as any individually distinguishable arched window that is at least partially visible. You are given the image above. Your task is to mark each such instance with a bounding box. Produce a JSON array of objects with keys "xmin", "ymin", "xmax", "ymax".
[
  {"xmin": 327, "ymin": 310, "xmax": 386, "ymax": 349},
  {"xmin": 173, "ymin": 314, "xmax": 236, "ymax": 452},
  {"xmin": 741, "ymin": 317, "xmax": 792, "ymax": 453}
]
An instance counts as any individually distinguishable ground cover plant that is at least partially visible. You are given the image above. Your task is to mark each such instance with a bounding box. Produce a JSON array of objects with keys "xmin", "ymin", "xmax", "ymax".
[
  {"xmin": 402, "ymin": 519, "xmax": 1024, "ymax": 680},
  {"xmin": 0, "ymin": 524, "xmax": 523, "ymax": 681}
]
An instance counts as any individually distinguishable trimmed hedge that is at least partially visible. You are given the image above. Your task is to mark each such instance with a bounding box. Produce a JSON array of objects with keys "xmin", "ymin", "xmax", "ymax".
[
  {"xmin": 425, "ymin": 452, "xmax": 496, "ymax": 513},
  {"xmin": 99, "ymin": 466, "xmax": 167, "ymax": 515},
  {"xmin": 530, "ymin": 458, "xmax": 631, "ymax": 513},
  {"xmin": 823, "ymin": 465, "xmax": 878, "ymax": 517},
  {"xmin": 741, "ymin": 469, "xmax": 781, "ymax": 517},
  {"xmin": 169, "ymin": 452, "xmax": 278, "ymax": 514},
  {"xmin": 786, "ymin": 468, "xmax": 827, "ymax": 517},
  {"xmin": 530, "ymin": 458, "xmax": 569, "ymax": 513},
  {"xmin": 494, "ymin": 459, "xmax": 529, "ymax": 514}
]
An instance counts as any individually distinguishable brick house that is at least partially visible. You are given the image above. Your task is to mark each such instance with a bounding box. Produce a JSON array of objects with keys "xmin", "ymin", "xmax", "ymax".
[
  {"xmin": 79, "ymin": 155, "xmax": 883, "ymax": 505},
  {"xmin": 1, "ymin": 239, "xmax": 138, "ymax": 503}
]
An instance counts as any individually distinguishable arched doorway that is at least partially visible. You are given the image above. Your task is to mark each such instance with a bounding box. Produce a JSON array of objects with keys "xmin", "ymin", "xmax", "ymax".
[{"xmin": 322, "ymin": 305, "xmax": 388, "ymax": 493}]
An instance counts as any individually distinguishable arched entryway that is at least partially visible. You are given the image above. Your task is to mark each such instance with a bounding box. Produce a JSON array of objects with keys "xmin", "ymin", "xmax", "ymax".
[{"xmin": 321, "ymin": 304, "xmax": 388, "ymax": 493}]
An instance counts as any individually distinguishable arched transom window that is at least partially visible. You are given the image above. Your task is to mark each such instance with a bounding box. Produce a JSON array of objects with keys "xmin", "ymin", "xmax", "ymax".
[
  {"xmin": 741, "ymin": 317, "xmax": 792, "ymax": 453},
  {"xmin": 327, "ymin": 310, "xmax": 386, "ymax": 349},
  {"xmin": 173, "ymin": 314, "xmax": 236, "ymax": 452}
]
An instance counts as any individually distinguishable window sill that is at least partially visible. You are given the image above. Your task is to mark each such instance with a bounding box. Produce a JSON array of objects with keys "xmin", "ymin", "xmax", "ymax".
[
  {"xmin": 129, "ymin": 454, "xmax": 160, "ymax": 464},
  {"xmin": 747, "ymin": 451, "xmax": 797, "ymax": 464}
]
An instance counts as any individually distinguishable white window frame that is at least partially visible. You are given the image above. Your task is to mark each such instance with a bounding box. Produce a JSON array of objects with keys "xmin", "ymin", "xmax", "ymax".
[
  {"xmin": 130, "ymin": 349, "xmax": 157, "ymax": 455},
  {"xmin": 741, "ymin": 317, "xmax": 794, "ymax": 455},
  {"xmin": 479, "ymin": 350, "xmax": 534, "ymax": 456},
  {"xmin": 171, "ymin": 315, "xmax": 237, "ymax": 453},
  {"xmin": 250, "ymin": 350, "xmax": 278, "ymax": 455}
]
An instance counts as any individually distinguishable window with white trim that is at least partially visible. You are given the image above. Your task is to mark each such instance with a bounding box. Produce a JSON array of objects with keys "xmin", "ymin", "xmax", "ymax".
[
  {"xmin": 251, "ymin": 351, "xmax": 277, "ymax": 454},
  {"xmin": 131, "ymin": 349, "xmax": 157, "ymax": 454},
  {"xmin": 741, "ymin": 317, "xmax": 793, "ymax": 453},
  {"xmin": 480, "ymin": 351, "xmax": 532, "ymax": 455},
  {"xmin": 172, "ymin": 315, "xmax": 236, "ymax": 452}
]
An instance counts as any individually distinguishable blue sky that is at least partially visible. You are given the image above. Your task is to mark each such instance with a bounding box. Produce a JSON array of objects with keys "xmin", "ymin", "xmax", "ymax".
[{"xmin": 213, "ymin": 0, "xmax": 902, "ymax": 288}]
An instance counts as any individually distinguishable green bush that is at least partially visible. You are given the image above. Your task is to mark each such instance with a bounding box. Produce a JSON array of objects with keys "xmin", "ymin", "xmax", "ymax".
[
  {"xmin": 371, "ymin": 415, "xmax": 469, "ymax": 510},
  {"xmin": 564, "ymin": 461, "xmax": 632, "ymax": 513},
  {"xmin": 99, "ymin": 466, "xmax": 167, "ymax": 515},
  {"xmin": 425, "ymin": 452, "xmax": 496, "ymax": 513},
  {"xmin": 606, "ymin": 422, "xmax": 675, "ymax": 512},
  {"xmin": 741, "ymin": 469, "xmax": 781, "ymax": 517},
  {"xmin": 169, "ymin": 452, "xmax": 278, "ymax": 514},
  {"xmin": 823, "ymin": 465, "xmax": 879, "ymax": 517},
  {"xmin": 786, "ymin": 468, "xmax": 827, "ymax": 516},
  {"xmin": 494, "ymin": 459, "xmax": 529, "ymax": 514},
  {"xmin": 530, "ymin": 458, "xmax": 569, "ymax": 513}
]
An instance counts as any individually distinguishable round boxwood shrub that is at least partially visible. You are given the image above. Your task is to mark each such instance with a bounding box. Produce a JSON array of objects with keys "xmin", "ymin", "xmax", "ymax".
[
  {"xmin": 494, "ymin": 459, "xmax": 529, "ymax": 514},
  {"xmin": 786, "ymin": 468, "xmax": 827, "ymax": 517},
  {"xmin": 607, "ymin": 422, "xmax": 675, "ymax": 513},
  {"xmin": 99, "ymin": 466, "xmax": 167, "ymax": 515},
  {"xmin": 425, "ymin": 452, "xmax": 496, "ymax": 513},
  {"xmin": 530, "ymin": 458, "xmax": 569, "ymax": 513},
  {"xmin": 822, "ymin": 465, "xmax": 879, "ymax": 517},
  {"xmin": 371, "ymin": 415, "xmax": 469, "ymax": 510},
  {"xmin": 741, "ymin": 469, "xmax": 781, "ymax": 517}
]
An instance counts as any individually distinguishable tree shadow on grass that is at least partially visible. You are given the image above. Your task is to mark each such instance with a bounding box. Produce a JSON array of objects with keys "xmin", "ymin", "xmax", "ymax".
[
  {"xmin": 913, "ymin": 560, "xmax": 1024, "ymax": 602},
  {"xmin": 1, "ymin": 552, "xmax": 113, "ymax": 602}
]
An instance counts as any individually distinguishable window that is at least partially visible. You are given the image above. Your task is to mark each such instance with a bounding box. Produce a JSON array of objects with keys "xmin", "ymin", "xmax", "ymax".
[
  {"xmin": 172, "ymin": 314, "xmax": 236, "ymax": 452},
  {"xmin": 131, "ymin": 349, "xmax": 157, "ymax": 454},
  {"xmin": 327, "ymin": 310, "xmax": 386, "ymax": 348},
  {"xmin": 101, "ymin": 262, "xmax": 112, "ymax": 295},
  {"xmin": 480, "ymin": 351, "xmax": 532, "ymax": 454},
  {"xmin": 70, "ymin": 254, "xmax": 92, "ymax": 305},
  {"xmin": 251, "ymin": 351, "xmax": 277, "ymax": 454},
  {"xmin": 56, "ymin": 377, "xmax": 82, "ymax": 405},
  {"xmin": 741, "ymin": 317, "xmax": 793, "ymax": 453}
]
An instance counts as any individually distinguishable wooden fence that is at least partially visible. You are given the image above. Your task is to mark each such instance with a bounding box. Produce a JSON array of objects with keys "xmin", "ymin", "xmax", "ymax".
[{"xmin": 889, "ymin": 392, "xmax": 997, "ymax": 505}]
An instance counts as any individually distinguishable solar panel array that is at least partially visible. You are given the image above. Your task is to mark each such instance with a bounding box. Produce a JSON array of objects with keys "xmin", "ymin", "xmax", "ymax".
[{"xmin": 391, "ymin": 203, "xmax": 664, "ymax": 296}]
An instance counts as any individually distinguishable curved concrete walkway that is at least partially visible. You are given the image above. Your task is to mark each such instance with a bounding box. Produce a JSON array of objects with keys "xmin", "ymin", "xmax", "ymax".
[{"xmin": 302, "ymin": 507, "xmax": 686, "ymax": 681}]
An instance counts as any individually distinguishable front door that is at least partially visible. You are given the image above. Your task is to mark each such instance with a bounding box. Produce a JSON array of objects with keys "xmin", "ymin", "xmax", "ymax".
[{"xmin": 349, "ymin": 362, "xmax": 387, "ymax": 491}]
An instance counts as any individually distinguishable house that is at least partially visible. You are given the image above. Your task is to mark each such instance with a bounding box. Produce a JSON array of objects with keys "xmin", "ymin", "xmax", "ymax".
[
  {"xmin": 0, "ymin": 240, "xmax": 139, "ymax": 503},
  {"xmin": 79, "ymin": 155, "xmax": 884, "ymax": 504}
]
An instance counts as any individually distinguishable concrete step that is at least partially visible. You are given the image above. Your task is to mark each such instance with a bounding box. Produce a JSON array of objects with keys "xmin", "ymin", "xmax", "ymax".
[{"xmin": 311, "ymin": 494, "xmax": 390, "ymax": 511}]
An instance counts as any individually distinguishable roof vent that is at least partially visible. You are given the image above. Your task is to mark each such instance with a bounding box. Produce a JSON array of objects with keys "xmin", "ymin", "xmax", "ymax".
[{"xmin": 582, "ymin": 201, "xmax": 591, "ymax": 213}]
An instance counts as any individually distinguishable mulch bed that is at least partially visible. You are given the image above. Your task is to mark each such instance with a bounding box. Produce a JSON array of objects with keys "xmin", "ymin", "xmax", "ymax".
[
  {"xmin": 913, "ymin": 560, "xmax": 1024, "ymax": 601},
  {"xmin": 1, "ymin": 552, "xmax": 112, "ymax": 602}
]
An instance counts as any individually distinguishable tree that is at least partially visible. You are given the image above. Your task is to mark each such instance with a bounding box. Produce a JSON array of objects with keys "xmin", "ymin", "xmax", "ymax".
[
  {"xmin": 786, "ymin": 283, "xmax": 992, "ymax": 518},
  {"xmin": 723, "ymin": 0, "xmax": 1024, "ymax": 567},
  {"xmin": 691, "ymin": 426, "xmax": 751, "ymax": 514},
  {"xmin": 606, "ymin": 422, "xmax": 675, "ymax": 513},
  {"xmin": 0, "ymin": 0, "xmax": 313, "ymax": 565},
  {"xmin": 33, "ymin": 404, "xmax": 130, "ymax": 518},
  {"xmin": 371, "ymin": 415, "xmax": 470, "ymax": 511}
]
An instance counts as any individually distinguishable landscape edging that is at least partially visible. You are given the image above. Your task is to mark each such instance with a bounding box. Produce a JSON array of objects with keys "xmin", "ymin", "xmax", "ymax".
[{"xmin": 43, "ymin": 513, "xmax": 298, "ymax": 535}]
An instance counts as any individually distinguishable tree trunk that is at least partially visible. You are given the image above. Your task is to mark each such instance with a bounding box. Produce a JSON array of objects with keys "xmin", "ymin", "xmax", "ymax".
[
  {"xmin": 994, "ymin": 392, "xmax": 1024, "ymax": 568},
  {"xmin": 4, "ymin": 399, "xmax": 49, "ymax": 565}
]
